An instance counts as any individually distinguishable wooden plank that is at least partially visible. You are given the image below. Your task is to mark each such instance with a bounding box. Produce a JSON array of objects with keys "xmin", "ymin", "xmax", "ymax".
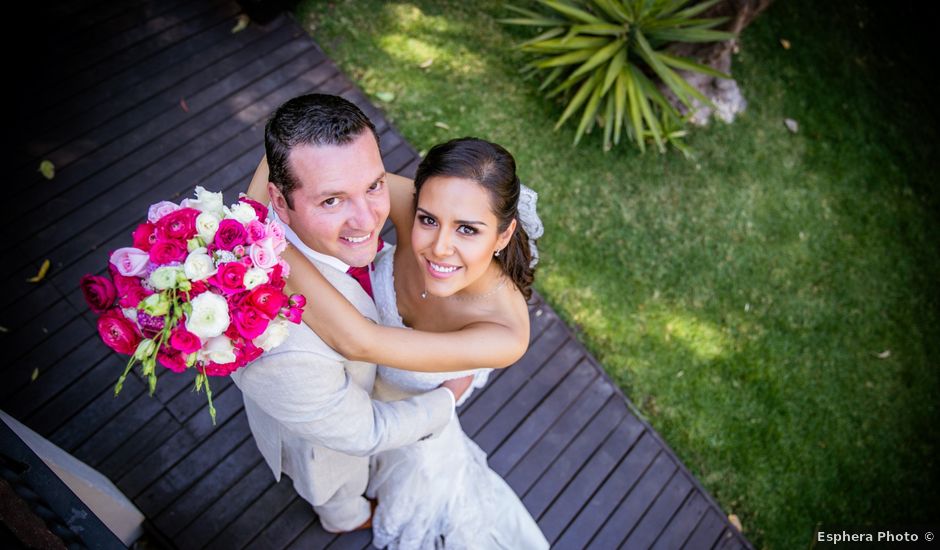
[
  {"xmin": 460, "ymin": 320, "xmax": 567, "ymax": 436},
  {"xmin": 610, "ymin": 470, "xmax": 694, "ymax": 548},
  {"xmin": 17, "ymin": 40, "xmax": 326, "ymax": 246},
  {"xmin": 30, "ymin": 0, "xmax": 236, "ymax": 114},
  {"xmin": 16, "ymin": 342, "xmax": 118, "ymax": 433},
  {"xmin": 116, "ymin": 384, "xmax": 245, "ymax": 497},
  {"xmin": 504, "ymin": 386, "xmax": 617, "ymax": 495},
  {"xmin": 152, "ymin": 436, "xmax": 260, "ymax": 537},
  {"xmin": 652, "ymin": 491, "xmax": 710, "ymax": 550},
  {"xmin": 327, "ymin": 529, "xmax": 373, "ymax": 549},
  {"xmin": 96, "ymin": 407, "xmax": 181, "ymax": 481},
  {"xmin": 71, "ymin": 389, "xmax": 170, "ymax": 469},
  {"xmin": 538, "ymin": 427, "xmax": 656, "ymax": 544},
  {"xmin": 4, "ymin": 296, "xmax": 82, "ymax": 366},
  {"xmin": 490, "ymin": 362, "xmax": 605, "ymax": 477},
  {"xmin": 21, "ymin": 14, "xmax": 296, "ymax": 177},
  {"xmin": 134, "ymin": 412, "xmax": 251, "ymax": 517},
  {"xmin": 473, "ymin": 340, "xmax": 585, "ymax": 455},
  {"xmin": 285, "ymin": 520, "xmax": 339, "ymax": 550},
  {"xmin": 714, "ymin": 529, "xmax": 746, "ymax": 550},
  {"xmin": 173, "ymin": 459, "xmax": 274, "ymax": 549},
  {"xmin": 682, "ymin": 509, "xmax": 729, "ymax": 549},
  {"xmin": 203, "ymin": 481, "xmax": 298, "ymax": 550},
  {"xmin": 382, "ymin": 142, "xmax": 419, "ymax": 176},
  {"xmin": 2, "ymin": 317, "xmax": 98, "ymax": 411},
  {"xmin": 249, "ymin": 497, "xmax": 317, "ymax": 550}
]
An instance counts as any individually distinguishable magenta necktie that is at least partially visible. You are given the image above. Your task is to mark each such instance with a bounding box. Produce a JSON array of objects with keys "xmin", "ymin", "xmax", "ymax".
[{"xmin": 346, "ymin": 238, "xmax": 384, "ymax": 300}]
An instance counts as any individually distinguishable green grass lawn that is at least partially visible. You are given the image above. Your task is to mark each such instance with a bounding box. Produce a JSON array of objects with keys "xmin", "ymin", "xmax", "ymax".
[{"xmin": 297, "ymin": 1, "xmax": 940, "ymax": 547}]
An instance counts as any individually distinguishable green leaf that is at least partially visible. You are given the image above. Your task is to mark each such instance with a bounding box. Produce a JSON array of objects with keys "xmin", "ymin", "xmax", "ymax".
[
  {"xmin": 546, "ymin": 70, "xmax": 591, "ymax": 98},
  {"xmin": 568, "ymin": 23, "xmax": 627, "ymax": 36},
  {"xmin": 535, "ymin": 47, "xmax": 599, "ymax": 68},
  {"xmin": 601, "ymin": 47, "xmax": 627, "ymax": 94},
  {"xmin": 613, "ymin": 70, "xmax": 626, "ymax": 145},
  {"xmin": 630, "ymin": 65, "xmax": 666, "ymax": 152},
  {"xmin": 39, "ymin": 160, "xmax": 55, "ymax": 180},
  {"xmin": 538, "ymin": 0, "xmax": 604, "ymax": 24},
  {"xmin": 673, "ymin": 0, "xmax": 725, "ymax": 20},
  {"xmin": 646, "ymin": 27, "xmax": 735, "ymax": 42},
  {"xmin": 570, "ymin": 40, "xmax": 623, "ymax": 78},
  {"xmin": 538, "ymin": 67, "xmax": 565, "ymax": 91},
  {"xmin": 555, "ymin": 73, "xmax": 600, "ymax": 129},
  {"xmin": 602, "ymin": 92, "xmax": 615, "ymax": 150},
  {"xmin": 517, "ymin": 26, "xmax": 566, "ymax": 49},
  {"xmin": 658, "ymin": 51, "xmax": 730, "ymax": 79},
  {"xmin": 499, "ymin": 17, "xmax": 567, "ymax": 26},
  {"xmin": 624, "ymin": 67, "xmax": 646, "ymax": 152},
  {"xmin": 591, "ymin": 0, "xmax": 631, "ymax": 22},
  {"xmin": 574, "ymin": 78, "xmax": 605, "ymax": 144},
  {"xmin": 523, "ymin": 36, "xmax": 608, "ymax": 51}
]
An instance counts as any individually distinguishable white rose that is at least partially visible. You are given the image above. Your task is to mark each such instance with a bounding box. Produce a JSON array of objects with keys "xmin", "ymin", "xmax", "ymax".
[
  {"xmin": 186, "ymin": 292, "xmax": 230, "ymax": 339},
  {"xmin": 149, "ymin": 266, "xmax": 183, "ymax": 290},
  {"xmin": 183, "ymin": 248, "xmax": 216, "ymax": 281},
  {"xmin": 255, "ymin": 319, "xmax": 289, "ymax": 351},
  {"xmin": 199, "ymin": 335, "xmax": 236, "ymax": 364},
  {"xmin": 227, "ymin": 202, "xmax": 258, "ymax": 225},
  {"xmin": 242, "ymin": 267, "xmax": 269, "ymax": 290},
  {"xmin": 195, "ymin": 211, "xmax": 220, "ymax": 243},
  {"xmin": 182, "ymin": 186, "xmax": 225, "ymax": 217}
]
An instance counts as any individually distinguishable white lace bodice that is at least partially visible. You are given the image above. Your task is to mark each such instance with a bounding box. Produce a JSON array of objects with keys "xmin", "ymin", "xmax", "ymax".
[{"xmin": 372, "ymin": 246, "xmax": 490, "ymax": 401}]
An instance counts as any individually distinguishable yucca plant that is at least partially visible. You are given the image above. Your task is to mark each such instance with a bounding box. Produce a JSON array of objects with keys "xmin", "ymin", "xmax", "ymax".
[{"xmin": 502, "ymin": 0, "xmax": 736, "ymax": 153}]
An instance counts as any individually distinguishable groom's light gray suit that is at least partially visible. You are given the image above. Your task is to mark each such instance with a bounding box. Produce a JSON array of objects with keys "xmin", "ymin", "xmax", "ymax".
[{"xmin": 231, "ymin": 246, "xmax": 454, "ymax": 531}]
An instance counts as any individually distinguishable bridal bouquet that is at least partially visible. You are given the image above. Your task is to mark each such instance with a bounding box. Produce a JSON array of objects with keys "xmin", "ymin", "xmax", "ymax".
[{"xmin": 80, "ymin": 187, "xmax": 304, "ymax": 423}]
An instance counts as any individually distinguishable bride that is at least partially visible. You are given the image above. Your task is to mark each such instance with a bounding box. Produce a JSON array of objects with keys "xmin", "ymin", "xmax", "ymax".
[{"xmin": 247, "ymin": 137, "xmax": 548, "ymax": 549}]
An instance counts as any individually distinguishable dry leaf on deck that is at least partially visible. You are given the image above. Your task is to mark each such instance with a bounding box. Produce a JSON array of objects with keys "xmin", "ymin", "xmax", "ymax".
[
  {"xmin": 0, "ymin": 325, "xmax": 8, "ymax": 333},
  {"xmin": 26, "ymin": 259, "xmax": 51, "ymax": 283},
  {"xmin": 31, "ymin": 368, "xmax": 39, "ymax": 381},
  {"xmin": 180, "ymin": 98, "xmax": 190, "ymax": 112},
  {"xmin": 39, "ymin": 160, "xmax": 55, "ymax": 180},
  {"xmin": 232, "ymin": 14, "xmax": 250, "ymax": 34},
  {"xmin": 728, "ymin": 514, "xmax": 743, "ymax": 532}
]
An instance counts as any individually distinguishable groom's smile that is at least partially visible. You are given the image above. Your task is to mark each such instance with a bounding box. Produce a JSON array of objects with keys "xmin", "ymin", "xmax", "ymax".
[{"xmin": 270, "ymin": 131, "xmax": 390, "ymax": 268}]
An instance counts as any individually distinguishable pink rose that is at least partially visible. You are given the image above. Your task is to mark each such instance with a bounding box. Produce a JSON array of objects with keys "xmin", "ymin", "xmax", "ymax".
[
  {"xmin": 249, "ymin": 238, "xmax": 278, "ymax": 270},
  {"xmin": 110, "ymin": 247, "xmax": 150, "ymax": 277},
  {"xmin": 149, "ymin": 238, "xmax": 187, "ymax": 264},
  {"xmin": 265, "ymin": 219, "xmax": 285, "ymax": 242},
  {"xmin": 148, "ymin": 201, "xmax": 180, "ymax": 223},
  {"xmin": 283, "ymin": 307, "xmax": 303, "ymax": 324},
  {"xmin": 158, "ymin": 349, "xmax": 187, "ymax": 373},
  {"xmin": 245, "ymin": 285, "xmax": 286, "ymax": 319},
  {"xmin": 214, "ymin": 219, "xmax": 248, "ymax": 251},
  {"xmin": 236, "ymin": 338, "xmax": 263, "ymax": 365},
  {"xmin": 212, "ymin": 261, "xmax": 247, "ymax": 295},
  {"xmin": 246, "ymin": 220, "xmax": 266, "ymax": 243},
  {"xmin": 108, "ymin": 266, "xmax": 153, "ymax": 308},
  {"xmin": 270, "ymin": 262, "xmax": 287, "ymax": 290},
  {"xmin": 239, "ymin": 196, "xmax": 269, "ymax": 222},
  {"xmin": 169, "ymin": 324, "xmax": 202, "ymax": 354},
  {"xmin": 199, "ymin": 360, "xmax": 239, "ymax": 377},
  {"xmin": 132, "ymin": 222, "xmax": 157, "ymax": 252},
  {"xmin": 97, "ymin": 310, "xmax": 142, "ymax": 355},
  {"xmin": 156, "ymin": 208, "xmax": 200, "ymax": 241},
  {"xmin": 80, "ymin": 275, "xmax": 117, "ymax": 313},
  {"xmin": 289, "ymin": 294, "xmax": 306, "ymax": 309},
  {"xmin": 232, "ymin": 305, "xmax": 269, "ymax": 339}
]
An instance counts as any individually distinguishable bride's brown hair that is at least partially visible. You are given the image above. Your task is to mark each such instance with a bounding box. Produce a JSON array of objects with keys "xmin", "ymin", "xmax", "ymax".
[{"xmin": 414, "ymin": 138, "xmax": 535, "ymax": 300}]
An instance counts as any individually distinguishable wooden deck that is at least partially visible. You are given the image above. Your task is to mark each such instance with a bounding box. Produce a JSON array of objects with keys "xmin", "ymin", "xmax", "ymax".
[{"xmin": 3, "ymin": 1, "xmax": 752, "ymax": 548}]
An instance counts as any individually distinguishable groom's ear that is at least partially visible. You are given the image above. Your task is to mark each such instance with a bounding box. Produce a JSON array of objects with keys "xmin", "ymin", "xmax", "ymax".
[{"xmin": 269, "ymin": 182, "xmax": 292, "ymax": 225}]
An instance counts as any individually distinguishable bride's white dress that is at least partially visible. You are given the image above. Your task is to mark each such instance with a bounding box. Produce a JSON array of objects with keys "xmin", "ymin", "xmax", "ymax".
[{"xmin": 367, "ymin": 246, "xmax": 549, "ymax": 550}]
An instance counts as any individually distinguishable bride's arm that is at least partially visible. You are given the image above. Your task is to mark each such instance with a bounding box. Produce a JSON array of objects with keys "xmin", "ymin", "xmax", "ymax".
[{"xmin": 245, "ymin": 157, "xmax": 529, "ymax": 372}]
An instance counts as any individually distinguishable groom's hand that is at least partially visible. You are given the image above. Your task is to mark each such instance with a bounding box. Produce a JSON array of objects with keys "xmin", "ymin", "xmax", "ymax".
[{"xmin": 441, "ymin": 375, "xmax": 474, "ymax": 404}]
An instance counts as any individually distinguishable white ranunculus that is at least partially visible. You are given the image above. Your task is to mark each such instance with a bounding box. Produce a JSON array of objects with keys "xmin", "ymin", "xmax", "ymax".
[
  {"xmin": 242, "ymin": 267, "xmax": 269, "ymax": 290},
  {"xmin": 255, "ymin": 319, "xmax": 289, "ymax": 351},
  {"xmin": 195, "ymin": 211, "xmax": 221, "ymax": 242},
  {"xmin": 186, "ymin": 292, "xmax": 230, "ymax": 339},
  {"xmin": 184, "ymin": 248, "xmax": 216, "ymax": 281},
  {"xmin": 199, "ymin": 335, "xmax": 236, "ymax": 364},
  {"xmin": 149, "ymin": 266, "xmax": 183, "ymax": 290},
  {"xmin": 134, "ymin": 338, "xmax": 156, "ymax": 361},
  {"xmin": 227, "ymin": 202, "xmax": 258, "ymax": 224},
  {"xmin": 183, "ymin": 186, "xmax": 225, "ymax": 217}
]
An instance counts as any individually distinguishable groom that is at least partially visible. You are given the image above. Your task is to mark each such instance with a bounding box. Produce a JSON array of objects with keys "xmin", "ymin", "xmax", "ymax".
[{"xmin": 231, "ymin": 94, "xmax": 469, "ymax": 533}]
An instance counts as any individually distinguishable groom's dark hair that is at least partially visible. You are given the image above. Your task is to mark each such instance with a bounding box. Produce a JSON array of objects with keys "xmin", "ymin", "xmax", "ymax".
[{"xmin": 265, "ymin": 94, "xmax": 380, "ymax": 208}]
